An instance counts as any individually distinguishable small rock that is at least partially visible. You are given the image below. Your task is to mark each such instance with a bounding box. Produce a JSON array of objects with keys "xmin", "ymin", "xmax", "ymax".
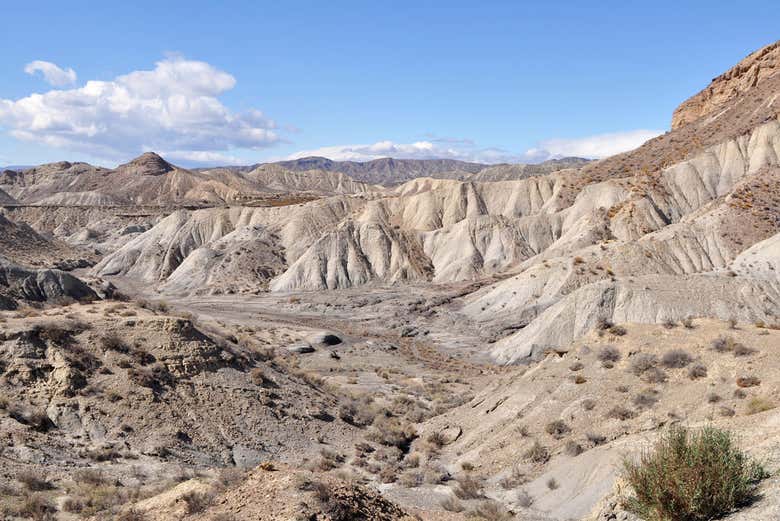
[{"xmin": 286, "ymin": 343, "xmax": 315, "ymax": 354}]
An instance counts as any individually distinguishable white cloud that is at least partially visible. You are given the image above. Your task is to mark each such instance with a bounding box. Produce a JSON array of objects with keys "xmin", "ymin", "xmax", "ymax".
[
  {"xmin": 162, "ymin": 150, "xmax": 245, "ymax": 165},
  {"xmin": 1, "ymin": 57, "xmax": 280, "ymax": 162},
  {"xmin": 24, "ymin": 60, "xmax": 77, "ymax": 87},
  {"xmin": 287, "ymin": 140, "xmax": 521, "ymax": 163},
  {"xmin": 524, "ymin": 129, "xmax": 662, "ymax": 161}
]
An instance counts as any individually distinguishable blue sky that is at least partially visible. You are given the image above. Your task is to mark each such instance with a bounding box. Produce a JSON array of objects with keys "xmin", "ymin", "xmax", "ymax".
[{"xmin": 0, "ymin": 1, "xmax": 778, "ymax": 167}]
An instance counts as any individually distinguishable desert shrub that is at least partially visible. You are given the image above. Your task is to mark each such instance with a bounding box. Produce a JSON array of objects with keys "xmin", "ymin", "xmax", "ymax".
[
  {"xmin": 719, "ymin": 406, "xmax": 736, "ymax": 417},
  {"xmin": 337, "ymin": 396, "xmax": 376, "ymax": 427},
  {"xmin": 687, "ymin": 363, "xmax": 707, "ymax": 380},
  {"xmin": 367, "ymin": 417, "xmax": 417, "ymax": 451},
  {"xmin": 598, "ymin": 345, "xmax": 621, "ymax": 363},
  {"xmin": 733, "ymin": 389, "xmax": 747, "ymax": 399},
  {"xmin": 523, "ymin": 441, "xmax": 549, "ymax": 464},
  {"xmin": 706, "ymin": 393, "xmax": 721, "ymax": 404},
  {"xmin": 642, "ymin": 367, "xmax": 668, "ymax": 384},
  {"xmin": 609, "ymin": 325, "xmax": 627, "ymax": 336},
  {"xmin": 727, "ymin": 318, "xmax": 738, "ymax": 329},
  {"xmin": 569, "ymin": 361, "xmax": 584, "ymax": 371},
  {"xmin": 62, "ymin": 497, "xmax": 84, "ymax": 513},
  {"xmin": 711, "ymin": 335, "xmax": 735, "ymax": 352},
  {"xmin": 17, "ymin": 471, "xmax": 53, "ymax": 491},
  {"xmin": 74, "ymin": 468, "xmax": 106, "ymax": 486},
  {"xmin": 498, "ymin": 466, "xmax": 527, "ymax": 489},
  {"xmin": 250, "ymin": 368, "xmax": 271, "ymax": 386},
  {"xmin": 460, "ymin": 462, "xmax": 474, "ymax": 472},
  {"xmin": 426, "ymin": 431, "xmax": 447, "ymax": 449},
  {"xmin": 453, "ymin": 474, "xmax": 483, "ymax": 499},
  {"xmin": 35, "ymin": 322, "xmax": 72, "ymax": 345},
  {"xmin": 544, "ymin": 420, "xmax": 570, "ymax": 439},
  {"xmin": 606, "ymin": 406, "xmax": 636, "ymax": 421},
  {"xmin": 422, "ymin": 464, "xmax": 448, "ymax": 484},
  {"xmin": 746, "ymin": 397, "xmax": 775, "ymax": 415},
  {"xmin": 16, "ymin": 493, "xmax": 56, "ymax": 520},
  {"xmin": 662, "ymin": 318, "xmax": 677, "ymax": 329},
  {"xmin": 630, "ymin": 353, "xmax": 658, "ymax": 375},
  {"xmin": 100, "ymin": 333, "xmax": 129, "ymax": 353},
  {"xmin": 596, "ymin": 318, "xmax": 614, "ymax": 330},
  {"xmin": 621, "ymin": 425, "xmax": 766, "ymax": 521},
  {"xmin": 564, "ymin": 440, "xmax": 584, "ymax": 457},
  {"xmin": 181, "ymin": 490, "xmax": 213, "ymax": 515},
  {"xmin": 661, "ymin": 349, "xmax": 692, "ymax": 368},
  {"xmin": 573, "ymin": 374, "xmax": 587, "ymax": 384},
  {"xmin": 681, "ymin": 317, "xmax": 695, "ymax": 329},
  {"xmin": 733, "ymin": 343, "xmax": 756, "ymax": 357},
  {"xmin": 469, "ymin": 499, "xmax": 513, "ymax": 520},
  {"xmin": 587, "ymin": 432, "xmax": 607, "ymax": 446},
  {"xmin": 130, "ymin": 349, "xmax": 155, "ymax": 366},
  {"xmin": 633, "ymin": 390, "xmax": 659, "ymax": 409},
  {"xmin": 582, "ymin": 398, "xmax": 596, "ymax": 411},
  {"xmin": 517, "ymin": 489, "xmax": 534, "ymax": 507},
  {"xmin": 116, "ymin": 510, "xmax": 148, "ymax": 521},
  {"xmin": 546, "ymin": 477, "xmax": 559, "ymax": 490},
  {"xmin": 398, "ymin": 470, "xmax": 423, "ymax": 488}
]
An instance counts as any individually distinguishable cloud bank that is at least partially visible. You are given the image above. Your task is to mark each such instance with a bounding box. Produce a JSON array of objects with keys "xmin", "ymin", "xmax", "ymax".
[
  {"xmin": 287, "ymin": 129, "xmax": 662, "ymax": 164},
  {"xmin": 523, "ymin": 129, "xmax": 662, "ymax": 161},
  {"xmin": 1, "ymin": 57, "xmax": 280, "ymax": 162},
  {"xmin": 287, "ymin": 140, "xmax": 521, "ymax": 163}
]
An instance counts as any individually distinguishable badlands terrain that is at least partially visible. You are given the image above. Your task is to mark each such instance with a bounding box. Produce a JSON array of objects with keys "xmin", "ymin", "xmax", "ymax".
[{"xmin": 0, "ymin": 40, "xmax": 780, "ymax": 520}]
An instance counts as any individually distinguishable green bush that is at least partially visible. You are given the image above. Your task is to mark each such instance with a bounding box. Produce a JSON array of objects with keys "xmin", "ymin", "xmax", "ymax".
[{"xmin": 621, "ymin": 426, "xmax": 767, "ymax": 521}]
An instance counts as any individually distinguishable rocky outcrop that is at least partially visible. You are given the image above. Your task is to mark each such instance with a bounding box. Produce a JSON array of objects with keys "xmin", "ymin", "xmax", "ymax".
[
  {"xmin": 672, "ymin": 40, "xmax": 780, "ymax": 129},
  {"xmin": 0, "ymin": 187, "xmax": 16, "ymax": 205},
  {"xmin": 0, "ymin": 256, "xmax": 98, "ymax": 308}
]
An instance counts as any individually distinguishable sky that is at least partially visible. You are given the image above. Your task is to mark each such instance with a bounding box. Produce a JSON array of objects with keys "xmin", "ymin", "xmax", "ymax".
[{"xmin": 0, "ymin": 1, "xmax": 778, "ymax": 168}]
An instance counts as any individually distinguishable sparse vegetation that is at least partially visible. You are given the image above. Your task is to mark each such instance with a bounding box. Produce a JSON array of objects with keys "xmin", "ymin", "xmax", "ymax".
[
  {"xmin": 661, "ymin": 349, "xmax": 692, "ymax": 368},
  {"xmin": 564, "ymin": 440, "xmax": 584, "ymax": 457},
  {"xmin": 453, "ymin": 474, "xmax": 484, "ymax": 499},
  {"xmin": 687, "ymin": 363, "xmax": 707, "ymax": 380},
  {"xmin": 598, "ymin": 345, "xmax": 621, "ymax": 364},
  {"xmin": 544, "ymin": 420, "xmax": 570, "ymax": 439},
  {"xmin": 523, "ymin": 441, "xmax": 549, "ymax": 464},
  {"xmin": 469, "ymin": 499, "xmax": 513, "ymax": 520},
  {"xmin": 746, "ymin": 397, "xmax": 775, "ymax": 415},
  {"xmin": 630, "ymin": 353, "xmax": 658, "ymax": 375},
  {"xmin": 621, "ymin": 426, "xmax": 766, "ymax": 521},
  {"xmin": 642, "ymin": 367, "xmax": 668, "ymax": 384},
  {"xmin": 606, "ymin": 405, "xmax": 636, "ymax": 421}
]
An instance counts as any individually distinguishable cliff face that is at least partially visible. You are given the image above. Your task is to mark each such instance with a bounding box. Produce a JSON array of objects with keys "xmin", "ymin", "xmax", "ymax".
[{"xmin": 671, "ymin": 41, "xmax": 780, "ymax": 130}]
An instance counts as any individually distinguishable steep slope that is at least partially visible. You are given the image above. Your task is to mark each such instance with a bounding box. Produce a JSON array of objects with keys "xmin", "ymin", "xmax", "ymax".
[
  {"xmin": 672, "ymin": 40, "xmax": 780, "ymax": 129},
  {"xmin": 0, "ymin": 186, "xmax": 16, "ymax": 204},
  {"xmin": 422, "ymin": 320, "xmax": 780, "ymax": 520},
  {"xmin": 94, "ymin": 197, "xmax": 364, "ymax": 293},
  {"xmin": 245, "ymin": 164, "xmax": 381, "ymax": 194},
  {"xmin": 0, "ymin": 213, "xmax": 92, "ymax": 268}
]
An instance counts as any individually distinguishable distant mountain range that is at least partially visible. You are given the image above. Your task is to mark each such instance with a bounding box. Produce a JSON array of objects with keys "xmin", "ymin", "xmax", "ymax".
[{"xmin": 204, "ymin": 156, "xmax": 590, "ymax": 186}]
